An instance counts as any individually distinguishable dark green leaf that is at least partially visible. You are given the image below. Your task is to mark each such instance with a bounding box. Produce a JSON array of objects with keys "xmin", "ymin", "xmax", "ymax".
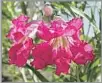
[{"xmin": 25, "ymin": 64, "xmax": 49, "ymax": 82}]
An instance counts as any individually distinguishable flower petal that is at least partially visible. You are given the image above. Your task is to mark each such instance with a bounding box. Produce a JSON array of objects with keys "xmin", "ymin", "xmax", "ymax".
[
  {"xmin": 7, "ymin": 15, "xmax": 31, "ymax": 43},
  {"xmin": 9, "ymin": 43, "xmax": 23, "ymax": 65},
  {"xmin": 12, "ymin": 14, "xmax": 29, "ymax": 25},
  {"xmin": 55, "ymin": 57, "xmax": 70, "ymax": 75},
  {"xmin": 71, "ymin": 41, "xmax": 94, "ymax": 64},
  {"xmin": 63, "ymin": 18, "xmax": 83, "ymax": 44},
  {"xmin": 9, "ymin": 38, "xmax": 34, "ymax": 67},
  {"xmin": 53, "ymin": 47, "xmax": 72, "ymax": 60},
  {"xmin": 67, "ymin": 18, "xmax": 83, "ymax": 30},
  {"xmin": 13, "ymin": 32, "xmax": 24, "ymax": 42},
  {"xmin": 37, "ymin": 22, "xmax": 54, "ymax": 41},
  {"xmin": 50, "ymin": 20, "xmax": 68, "ymax": 38},
  {"xmin": 31, "ymin": 58, "xmax": 46, "ymax": 69},
  {"xmin": 32, "ymin": 42, "xmax": 53, "ymax": 69},
  {"xmin": 52, "ymin": 47, "xmax": 71, "ymax": 75}
]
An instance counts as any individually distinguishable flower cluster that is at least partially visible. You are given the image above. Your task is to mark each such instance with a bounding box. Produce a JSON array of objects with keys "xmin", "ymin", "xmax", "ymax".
[{"xmin": 7, "ymin": 15, "xmax": 94, "ymax": 75}]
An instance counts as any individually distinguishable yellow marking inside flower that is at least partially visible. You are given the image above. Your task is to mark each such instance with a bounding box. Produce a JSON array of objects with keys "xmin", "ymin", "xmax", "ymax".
[
  {"xmin": 18, "ymin": 36, "xmax": 28, "ymax": 44},
  {"xmin": 50, "ymin": 36, "xmax": 69, "ymax": 50}
]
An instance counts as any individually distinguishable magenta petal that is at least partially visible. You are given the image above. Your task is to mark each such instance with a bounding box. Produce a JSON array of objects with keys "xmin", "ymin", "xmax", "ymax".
[
  {"xmin": 31, "ymin": 58, "xmax": 46, "ymax": 69},
  {"xmin": 73, "ymin": 53, "xmax": 87, "ymax": 64},
  {"xmin": 67, "ymin": 18, "xmax": 83, "ymax": 30},
  {"xmin": 52, "ymin": 47, "xmax": 71, "ymax": 75},
  {"xmin": 7, "ymin": 15, "xmax": 31, "ymax": 43},
  {"xmin": 9, "ymin": 38, "xmax": 34, "ymax": 67},
  {"xmin": 50, "ymin": 20, "xmax": 67, "ymax": 37},
  {"xmin": 53, "ymin": 47, "xmax": 72, "ymax": 61},
  {"xmin": 9, "ymin": 43, "xmax": 23, "ymax": 64},
  {"xmin": 16, "ymin": 53, "xmax": 27, "ymax": 67},
  {"xmin": 71, "ymin": 41, "xmax": 94, "ymax": 65},
  {"xmin": 37, "ymin": 20, "xmax": 67, "ymax": 41},
  {"xmin": 72, "ymin": 30, "xmax": 81, "ymax": 42},
  {"xmin": 64, "ymin": 18, "xmax": 83, "ymax": 43},
  {"xmin": 13, "ymin": 32, "xmax": 24, "ymax": 42},
  {"xmin": 37, "ymin": 22, "xmax": 54, "ymax": 41},
  {"xmin": 32, "ymin": 42, "xmax": 53, "ymax": 69},
  {"xmin": 84, "ymin": 44, "xmax": 94, "ymax": 61},
  {"xmin": 12, "ymin": 15, "xmax": 29, "ymax": 24},
  {"xmin": 21, "ymin": 38, "xmax": 34, "ymax": 59},
  {"xmin": 55, "ymin": 58, "xmax": 70, "ymax": 75},
  {"xmin": 23, "ymin": 38, "xmax": 34, "ymax": 49},
  {"xmin": 6, "ymin": 26, "xmax": 25, "ymax": 43},
  {"xmin": 17, "ymin": 14, "xmax": 29, "ymax": 22},
  {"xmin": 64, "ymin": 27, "xmax": 76, "ymax": 36}
]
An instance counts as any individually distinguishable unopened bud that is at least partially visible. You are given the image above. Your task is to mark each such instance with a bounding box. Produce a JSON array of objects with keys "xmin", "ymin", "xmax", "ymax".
[{"xmin": 43, "ymin": 5, "xmax": 53, "ymax": 16}]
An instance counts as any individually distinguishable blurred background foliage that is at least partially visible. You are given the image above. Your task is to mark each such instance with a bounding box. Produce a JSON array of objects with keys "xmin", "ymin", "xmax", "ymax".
[{"xmin": 2, "ymin": 0, "xmax": 102, "ymax": 82}]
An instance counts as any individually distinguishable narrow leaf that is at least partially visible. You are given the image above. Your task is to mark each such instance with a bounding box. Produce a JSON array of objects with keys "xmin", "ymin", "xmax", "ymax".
[
  {"xmin": 25, "ymin": 64, "xmax": 49, "ymax": 82},
  {"xmin": 70, "ymin": 6, "xmax": 100, "ymax": 34}
]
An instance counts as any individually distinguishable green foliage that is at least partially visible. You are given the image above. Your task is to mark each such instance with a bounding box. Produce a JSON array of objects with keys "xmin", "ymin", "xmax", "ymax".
[{"xmin": 25, "ymin": 64, "xmax": 49, "ymax": 82}]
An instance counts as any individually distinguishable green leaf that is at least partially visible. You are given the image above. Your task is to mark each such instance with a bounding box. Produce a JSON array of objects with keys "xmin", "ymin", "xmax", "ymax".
[
  {"xmin": 91, "ymin": 8, "xmax": 95, "ymax": 22},
  {"xmin": 81, "ymin": 74, "xmax": 87, "ymax": 81},
  {"xmin": 63, "ymin": 3, "xmax": 76, "ymax": 17},
  {"xmin": 69, "ymin": 6, "xmax": 100, "ymax": 34},
  {"xmin": 25, "ymin": 64, "xmax": 49, "ymax": 82},
  {"xmin": 90, "ymin": 58, "xmax": 100, "ymax": 69}
]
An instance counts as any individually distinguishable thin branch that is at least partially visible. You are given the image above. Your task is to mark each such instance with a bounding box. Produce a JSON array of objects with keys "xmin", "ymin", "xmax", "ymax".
[{"xmin": 20, "ymin": 2, "xmax": 28, "ymax": 15}]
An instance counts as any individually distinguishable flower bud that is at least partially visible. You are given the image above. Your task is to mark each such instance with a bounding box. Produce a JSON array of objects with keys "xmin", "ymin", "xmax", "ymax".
[{"xmin": 43, "ymin": 5, "xmax": 53, "ymax": 16}]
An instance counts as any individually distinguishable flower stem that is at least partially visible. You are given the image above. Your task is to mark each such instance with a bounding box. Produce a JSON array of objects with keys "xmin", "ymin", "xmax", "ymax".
[
  {"xmin": 25, "ymin": 64, "xmax": 49, "ymax": 82},
  {"xmin": 19, "ymin": 68, "xmax": 28, "ymax": 82},
  {"xmin": 28, "ymin": 69, "xmax": 39, "ymax": 82},
  {"xmin": 76, "ymin": 66, "xmax": 80, "ymax": 82}
]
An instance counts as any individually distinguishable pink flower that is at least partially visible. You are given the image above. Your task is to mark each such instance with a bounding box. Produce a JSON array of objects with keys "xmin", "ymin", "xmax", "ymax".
[
  {"xmin": 31, "ymin": 17, "xmax": 94, "ymax": 75},
  {"xmin": 9, "ymin": 38, "xmax": 34, "ymax": 67}
]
